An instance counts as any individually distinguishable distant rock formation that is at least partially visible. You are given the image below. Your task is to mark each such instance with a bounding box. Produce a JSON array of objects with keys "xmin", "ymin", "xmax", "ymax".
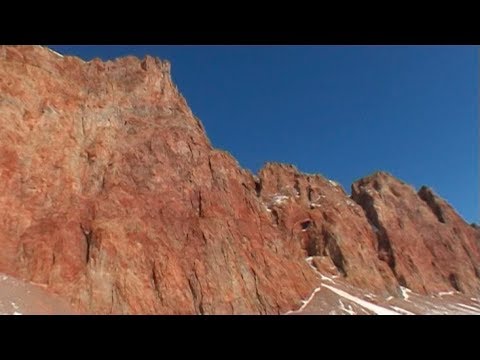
[{"xmin": 0, "ymin": 45, "xmax": 478, "ymax": 314}]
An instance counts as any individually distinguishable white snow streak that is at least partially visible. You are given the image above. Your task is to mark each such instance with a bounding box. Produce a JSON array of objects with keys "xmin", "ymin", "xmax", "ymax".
[
  {"xmin": 400, "ymin": 287, "xmax": 411, "ymax": 301},
  {"xmin": 305, "ymin": 257, "xmax": 335, "ymax": 283},
  {"xmin": 47, "ymin": 48, "xmax": 64, "ymax": 58},
  {"xmin": 455, "ymin": 303, "xmax": 480, "ymax": 312},
  {"xmin": 272, "ymin": 195, "xmax": 289, "ymax": 205},
  {"xmin": 285, "ymin": 287, "xmax": 322, "ymax": 314},
  {"xmin": 339, "ymin": 299, "xmax": 356, "ymax": 315},
  {"xmin": 390, "ymin": 306, "xmax": 415, "ymax": 315},
  {"xmin": 323, "ymin": 284, "xmax": 400, "ymax": 315}
]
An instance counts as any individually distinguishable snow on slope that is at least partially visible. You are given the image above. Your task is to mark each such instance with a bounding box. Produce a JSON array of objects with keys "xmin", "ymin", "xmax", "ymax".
[
  {"xmin": 0, "ymin": 273, "xmax": 79, "ymax": 315},
  {"xmin": 286, "ymin": 258, "xmax": 480, "ymax": 315},
  {"xmin": 322, "ymin": 284, "xmax": 400, "ymax": 315}
]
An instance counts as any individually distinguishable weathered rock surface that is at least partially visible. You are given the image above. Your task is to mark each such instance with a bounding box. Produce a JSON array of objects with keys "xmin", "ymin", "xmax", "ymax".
[
  {"xmin": 352, "ymin": 172, "xmax": 480, "ymax": 295},
  {"xmin": 257, "ymin": 164, "xmax": 398, "ymax": 295},
  {"xmin": 0, "ymin": 45, "xmax": 478, "ymax": 314},
  {"xmin": 0, "ymin": 45, "xmax": 318, "ymax": 314}
]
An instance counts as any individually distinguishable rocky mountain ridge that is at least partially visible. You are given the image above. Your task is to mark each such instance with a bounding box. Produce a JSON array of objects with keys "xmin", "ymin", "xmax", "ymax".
[{"xmin": 0, "ymin": 45, "xmax": 478, "ymax": 314}]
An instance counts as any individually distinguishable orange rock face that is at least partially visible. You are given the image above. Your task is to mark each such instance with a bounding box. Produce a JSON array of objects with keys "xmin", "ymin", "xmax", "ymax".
[
  {"xmin": 0, "ymin": 46, "xmax": 478, "ymax": 314},
  {"xmin": 257, "ymin": 164, "xmax": 399, "ymax": 296},
  {"xmin": 0, "ymin": 46, "xmax": 318, "ymax": 314},
  {"xmin": 352, "ymin": 173, "xmax": 480, "ymax": 295}
]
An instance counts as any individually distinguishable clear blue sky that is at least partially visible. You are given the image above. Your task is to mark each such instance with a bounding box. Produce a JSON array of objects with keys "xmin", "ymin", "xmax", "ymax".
[{"xmin": 49, "ymin": 46, "xmax": 478, "ymax": 223}]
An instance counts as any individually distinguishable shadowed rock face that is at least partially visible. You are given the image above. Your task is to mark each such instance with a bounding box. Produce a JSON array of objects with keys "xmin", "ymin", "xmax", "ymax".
[
  {"xmin": 352, "ymin": 173, "xmax": 480, "ymax": 296},
  {"xmin": 257, "ymin": 164, "xmax": 398, "ymax": 296},
  {"xmin": 0, "ymin": 46, "xmax": 478, "ymax": 314}
]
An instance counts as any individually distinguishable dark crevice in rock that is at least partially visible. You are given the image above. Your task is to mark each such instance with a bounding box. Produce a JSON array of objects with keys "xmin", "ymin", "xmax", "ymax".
[
  {"xmin": 110, "ymin": 285, "xmax": 115, "ymax": 314},
  {"xmin": 376, "ymin": 230, "xmax": 396, "ymax": 269},
  {"xmin": 151, "ymin": 263, "xmax": 162, "ymax": 300},
  {"xmin": 294, "ymin": 176, "xmax": 301, "ymax": 197},
  {"xmin": 80, "ymin": 224, "xmax": 93, "ymax": 264},
  {"xmin": 101, "ymin": 173, "xmax": 106, "ymax": 190},
  {"xmin": 198, "ymin": 190, "xmax": 203, "ymax": 218},
  {"xmin": 474, "ymin": 266, "xmax": 480, "ymax": 280},
  {"xmin": 271, "ymin": 209, "xmax": 280, "ymax": 225},
  {"xmin": 418, "ymin": 186, "xmax": 446, "ymax": 224},
  {"xmin": 251, "ymin": 269, "xmax": 267, "ymax": 314},
  {"xmin": 307, "ymin": 185, "xmax": 313, "ymax": 202},
  {"xmin": 448, "ymin": 273, "xmax": 461, "ymax": 292},
  {"xmin": 305, "ymin": 236, "xmax": 318, "ymax": 257},
  {"xmin": 323, "ymin": 231, "xmax": 347, "ymax": 277},
  {"xmin": 351, "ymin": 189, "xmax": 397, "ymax": 276},
  {"xmin": 254, "ymin": 177, "xmax": 262, "ymax": 197},
  {"xmin": 187, "ymin": 270, "xmax": 205, "ymax": 315},
  {"xmin": 397, "ymin": 275, "xmax": 407, "ymax": 288},
  {"xmin": 300, "ymin": 220, "xmax": 312, "ymax": 230},
  {"xmin": 207, "ymin": 157, "xmax": 215, "ymax": 183}
]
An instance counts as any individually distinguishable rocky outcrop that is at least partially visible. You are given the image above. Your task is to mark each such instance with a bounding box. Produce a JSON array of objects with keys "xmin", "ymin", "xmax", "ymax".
[
  {"xmin": 257, "ymin": 164, "xmax": 398, "ymax": 295},
  {"xmin": 0, "ymin": 45, "xmax": 317, "ymax": 314},
  {"xmin": 0, "ymin": 46, "xmax": 478, "ymax": 314},
  {"xmin": 351, "ymin": 172, "xmax": 480, "ymax": 295}
]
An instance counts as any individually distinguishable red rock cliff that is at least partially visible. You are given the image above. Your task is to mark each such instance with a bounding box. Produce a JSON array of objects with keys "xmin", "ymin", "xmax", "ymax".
[{"xmin": 0, "ymin": 46, "xmax": 478, "ymax": 314}]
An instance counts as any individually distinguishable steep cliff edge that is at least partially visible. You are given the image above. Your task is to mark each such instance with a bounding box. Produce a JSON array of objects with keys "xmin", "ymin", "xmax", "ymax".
[{"xmin": 0, "ymin": 46, "xmax": 478, "ymax": 314}]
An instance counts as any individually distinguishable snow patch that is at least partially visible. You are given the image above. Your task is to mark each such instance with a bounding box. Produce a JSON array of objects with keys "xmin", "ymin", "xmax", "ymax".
[
  {"xmin": 400, "ymin": 287, "xmax": 411, "ymax": 301},
  {"xmin": 319, "ymin": 274, "xmax": 336, "ymax": 283},
  {"xmin": 386, "ymin": 296, "xmax": 394, "ymax": 301},
  {"xmin": 305, "ymin": 256, "xmax": 335, "ymax": 284},
  {"xmin": 390, "ymin": 306, "xmax": 415, "ymax": 315},
  {"xmin": 339, "ymin": 299, "xmax": 356, "ymax": 315},
  {"xmin": 272, "ymin": 195, "xmax": 289, "ymax": 205},
  {"xmin": 328, "ymin": 180, "xmax": 339, "ymax": 187},
  {"xmin": 285, "ymin": 287, "xmax": 323, "ymax": 314},
  {"xmin": 46, "ymin": 47, "xmax": 64, "ymax": 58},
  {"xmin": 438, "ymin": 291, "xmax": 455, "ymax": 297},
  {"xmin": 323, "ymin": 284, "xmax": 401, "ymax": 315},
  {"xmin": 12, "ymin": 311, "xmax": 22, "ymax": 315},
  {"xmin": 305, "ymin": 257, "xmax": 335, "ymax": 283}
]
